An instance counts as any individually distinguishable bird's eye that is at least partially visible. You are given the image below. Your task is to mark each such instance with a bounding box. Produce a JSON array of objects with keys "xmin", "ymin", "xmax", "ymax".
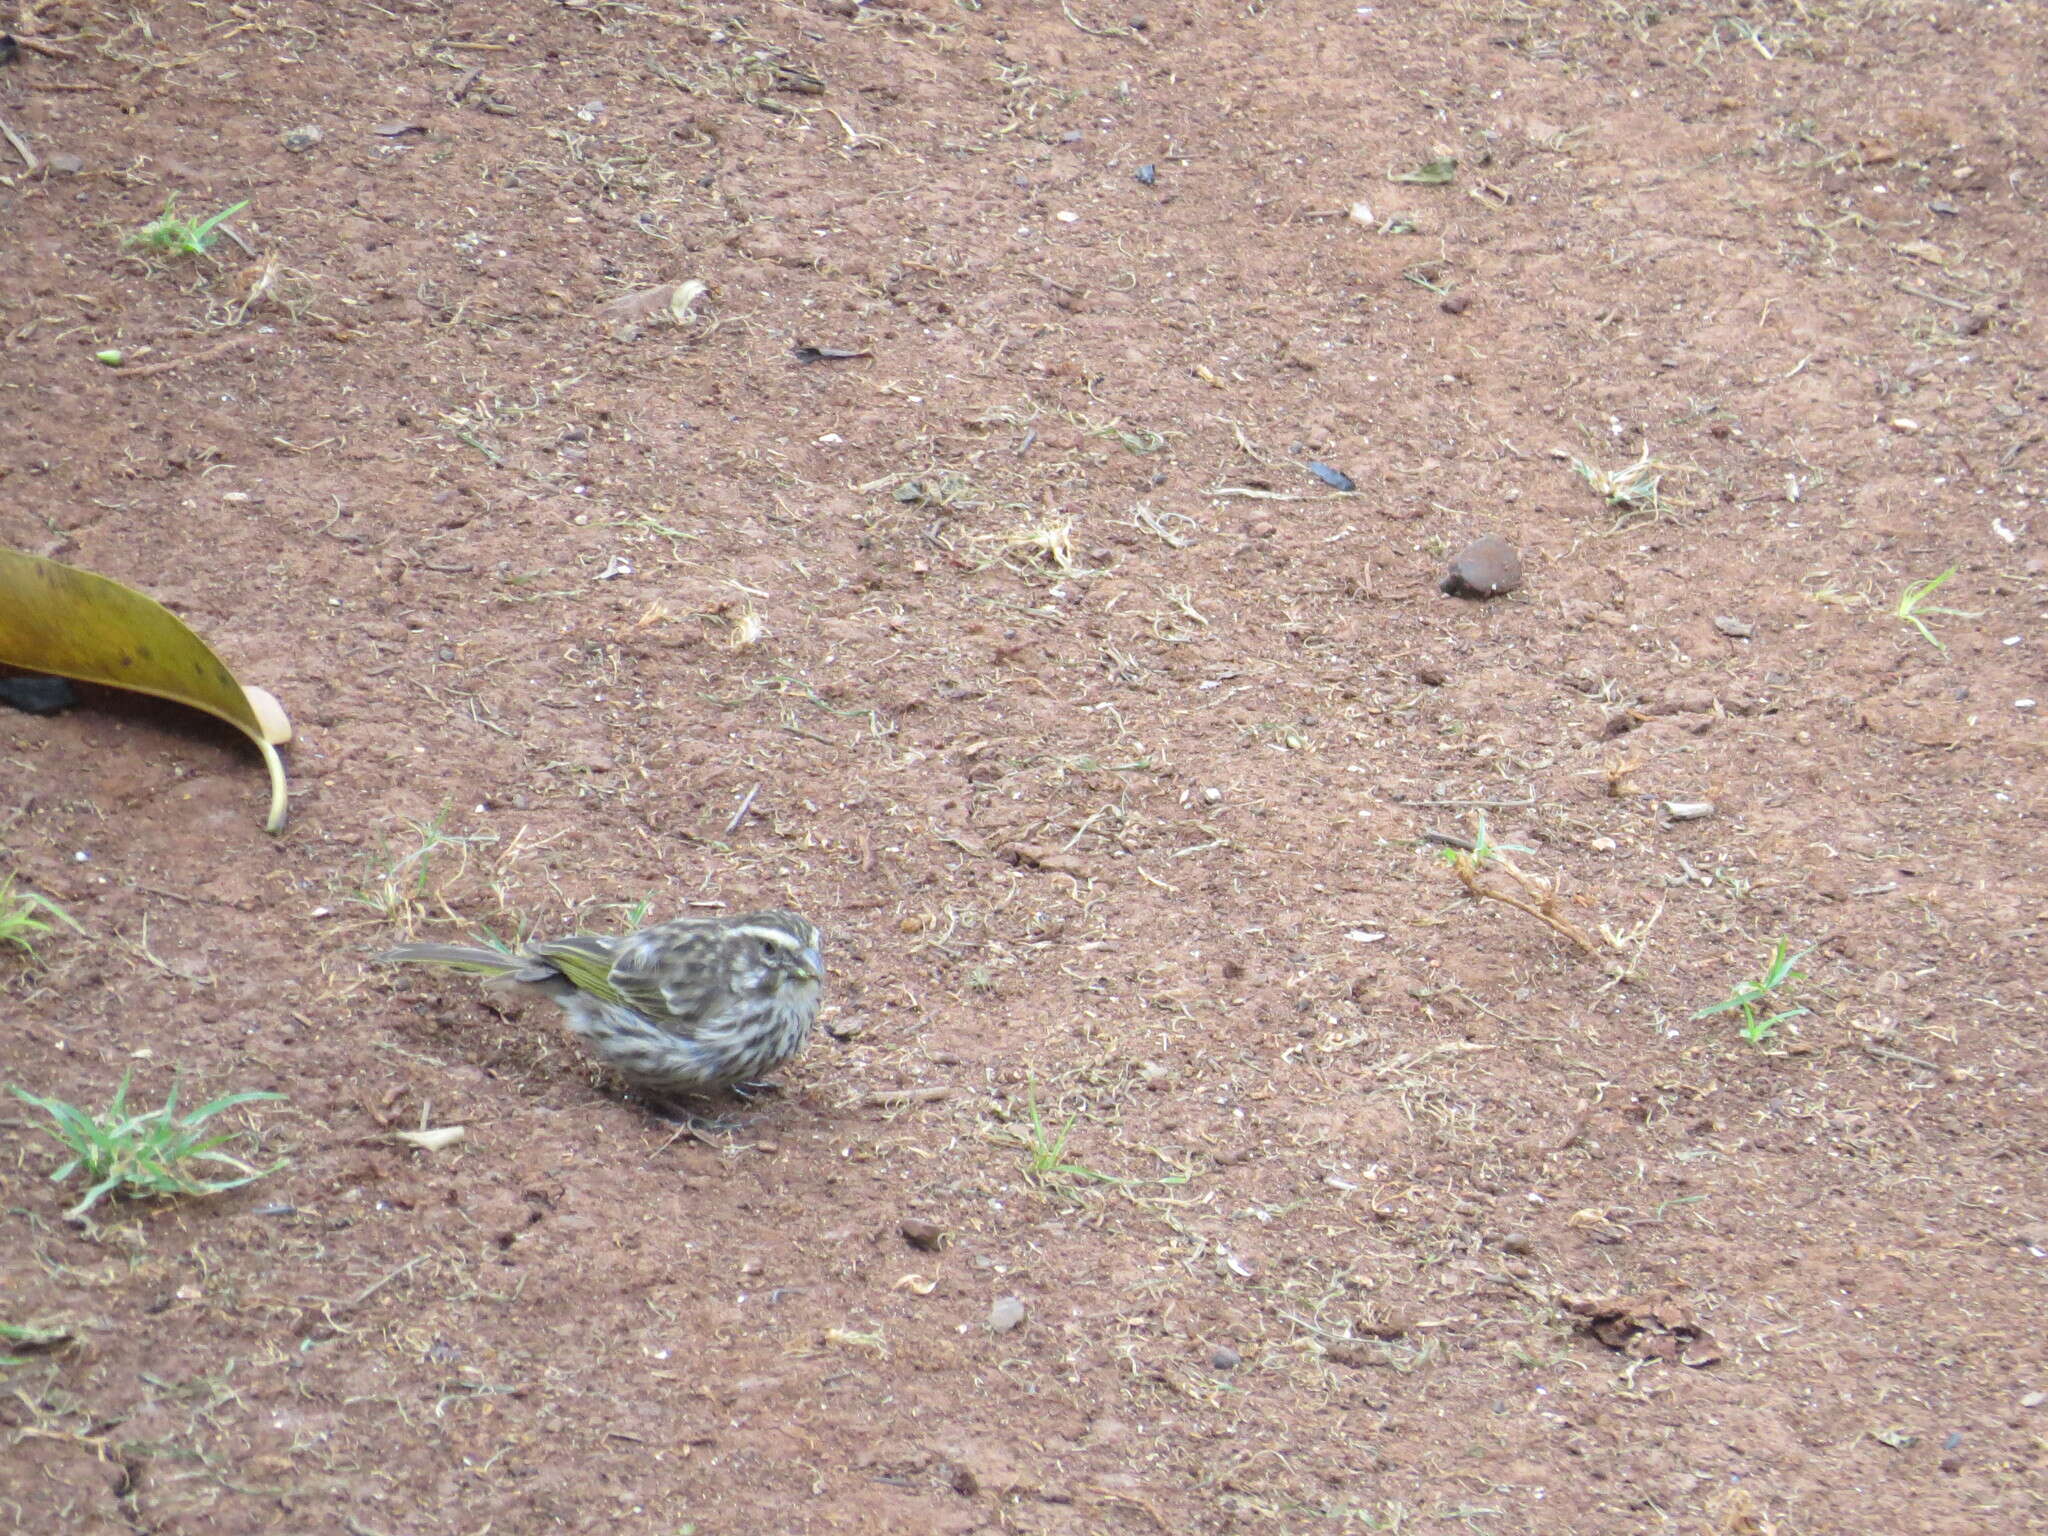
[{"xmin": 759, "ymin": 940, "xmax": 778, "ymax": 965}]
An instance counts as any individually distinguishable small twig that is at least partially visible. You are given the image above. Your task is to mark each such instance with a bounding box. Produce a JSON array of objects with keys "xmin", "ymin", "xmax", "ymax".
[
  {"xmin": 864, "ymin": 1086, "xmax": 951, "ymax": 1105},
  {"xmin": 1394, "ymin": 795, "xmax": 1537, "ymax": 810},
  {"xmin": 1861, "ymin": 1041, "xmax": 1941, "ymax": 1073},
  {"xmin": 13, "ymin": 34, "xmax": 81, "ymax": 60},
  {"xmin": 1419, "ymin": 830, "xmax": 1477, "ymax": 852},
  {"xmin": 1206, "ymin": 485, "xmax": 1313, "ymax": 501},
  {"xmin": 723, "ymin": 783, "xmax": 761, "ymax": 834},
  {"xmin": 1452, "ymin": 857, "xmax": 1599, "ymax": 955},
  {"xmin": 1060, "ymin": 1, "xmax": 1147, "ymax": 41},
  {"xmin": 1891, "ymin": 280, "xmax": 1971, "ymax": 312},
  {"xmin": 107, "ymin": 334, "xmax": 255, "ymax": 379},
  {"xmin": 315, "ymin": 1255, "xmax": 426, "ymax": 1313},
  {"xmin": 0, "ymin": 116, "xmax": 37, "ymax": 173}
]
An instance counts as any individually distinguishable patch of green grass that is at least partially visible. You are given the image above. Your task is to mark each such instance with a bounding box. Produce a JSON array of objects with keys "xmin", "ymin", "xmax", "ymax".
[
  {"xmin": 1891, "ymin": 567, "xmax": 1979, "ymax": 652},
  {"xmin": 1389, "ymin": 155, "xmax": 1457, "ymax": 185},
  {"xmin": 122, "ymin": 196, "xmax": 249, "ymax": 258},
  {"xmin": 9, "ymin": 1071, "xmax": 286, "ymax": 1222},
  {"xmin": 0, "ymin": 1319, "xmax": 74, "ymax": 1367},
  {"xmin": 1695, "ymin": 940, "xmax": 1811, "ymax": 1046},
  {"xmin": 1432, "ymin": 812, "xmax": 1528, "ymax": 871},
  {"xmin": 1010, "ymin": 1087, "xmax": 1119, "ymax": 1201},
  {"xmin": 0, "ymin": 876, "xmax": 82, "ymax": 961}
]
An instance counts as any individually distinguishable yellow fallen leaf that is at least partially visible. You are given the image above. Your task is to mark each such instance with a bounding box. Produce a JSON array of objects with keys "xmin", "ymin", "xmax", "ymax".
[{"xmin": 0, "ymin": 547, "xmax": 292, "ymax": 831}]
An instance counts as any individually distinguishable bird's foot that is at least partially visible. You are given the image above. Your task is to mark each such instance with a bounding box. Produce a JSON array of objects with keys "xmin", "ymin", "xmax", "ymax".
[{"xmin": 636, "ymin": 1093, "xmax": 752, "ymax": 1137}]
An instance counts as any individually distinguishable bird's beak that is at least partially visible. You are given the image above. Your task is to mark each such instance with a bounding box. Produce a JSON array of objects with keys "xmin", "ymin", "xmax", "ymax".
[{"xmin": 799, "ymin": 947, "xmax": 824, "ymax": 982}]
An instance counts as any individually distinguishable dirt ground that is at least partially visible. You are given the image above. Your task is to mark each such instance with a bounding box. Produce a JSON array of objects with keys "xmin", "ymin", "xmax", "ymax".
[{"xmin": 2, "ymin": 0, "xmax": 2045, "ymax": 1531}]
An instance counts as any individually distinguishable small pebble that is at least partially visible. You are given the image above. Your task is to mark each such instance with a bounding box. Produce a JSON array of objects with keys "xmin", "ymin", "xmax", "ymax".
[
  {"xmin": 1497, "ymin": 1232, "xmax": 1535, "ymax": 1256},
  {"xmin": 1415, "ymin": 664, "xmax": 1448, "ymax": 687},
  {"xmin": 1134, "ymin": 163, "xmax": 1157, "ymax": 186},
  {"xmin": 1440, "ymin": 292, "xmax": 1471, "ymax": 314},
  {"xmin": 46, "ymin": 152, "xmax": 84, "ymax": 176},
  {"xmin": 1440, "ymin": 535, "xmax": 1523, "ymax": 599},
  {"xmin": 1713, "ymin": 615, "xmax": 1755, "ymax": 638},
  {"xmin": 900, "ymin": 1217, "xmax": 944, "ymax": 1252},
  {"xmin": 1663, "ymin": 800, "xmax": 1716, "ymax": 821},
  {"xmin": 280, "ymin": 125, "xmax": 323, "ymax": 153},
  {"xmin": 1210, "ymin": 1345, "xmax": 1241, "ymax": 1371},
  {"xmin": 989, "ymin": 1296, "xmax": 1027, "ymax": 1333}
]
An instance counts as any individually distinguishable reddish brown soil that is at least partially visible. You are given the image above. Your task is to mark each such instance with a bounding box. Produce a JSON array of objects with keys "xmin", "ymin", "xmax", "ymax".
[{"xmin": 3, "ymin": 2, "xmax": 2045, "ymax": 1532}]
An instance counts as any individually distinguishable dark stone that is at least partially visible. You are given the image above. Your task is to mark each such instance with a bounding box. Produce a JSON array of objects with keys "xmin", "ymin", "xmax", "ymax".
[
  {"xmin": 1440, "ymin": 535, "xmax": 1522, "ymax": 599},
  {"xmin": 0, "ymin": 675, "xmax": 77, "ymax": 715}
]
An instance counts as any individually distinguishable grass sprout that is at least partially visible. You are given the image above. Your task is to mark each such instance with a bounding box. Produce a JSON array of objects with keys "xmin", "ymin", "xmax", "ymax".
[
  {"xmin": 123, "ymin": 196, "xmax": 250, "ymax": 258},
  {"xmin": 1891, "ymin": 567, "xmax": 1979, "ymax": 652},
  {"xmin": 1007, "ymin": 1087, "xmax": 1119, "ymax": 1202},
  {"xmin": 10, "ymin": 1071, "xmax": 286, "ymax": 1222},
  {"xmin": 0, "ymin": 876, "xmax": 83, "ymax": 961},
  {"xmin": 1695, "ymin": 939, "xmax": 1811, "ymax": 1045}
]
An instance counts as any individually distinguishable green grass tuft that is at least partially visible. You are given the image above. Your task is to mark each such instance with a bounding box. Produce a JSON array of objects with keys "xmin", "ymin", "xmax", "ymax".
[
  {"xmin": 0, "ymin": 875, "xmax": 82, "ymax": 961},
  {"xmin": 9, "ymin": 1071, "xmax": 286, "ymax": 1222},
  {"xmin": 1695, "ymin": 939, "xmax": 1811, "ymax": 1046},
  {"xmin": 123, "ymin": 196, "xmax": 249, "ymax": 258}
]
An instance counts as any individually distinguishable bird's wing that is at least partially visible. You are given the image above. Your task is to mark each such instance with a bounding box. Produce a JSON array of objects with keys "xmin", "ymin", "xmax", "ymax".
[
  {"xmin": 523, "ymin": 935, "xmax": 632, "ymax": 1007},
  {"xmin": 599, "ymin": 920, "xmax": 728, "ymax": 1031}
]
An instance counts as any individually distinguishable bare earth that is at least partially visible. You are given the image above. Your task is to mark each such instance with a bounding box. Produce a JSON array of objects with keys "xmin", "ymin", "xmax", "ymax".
[{"xmin": 3, "ymin": 1, "xmax": 2045, "ymax": 1532}]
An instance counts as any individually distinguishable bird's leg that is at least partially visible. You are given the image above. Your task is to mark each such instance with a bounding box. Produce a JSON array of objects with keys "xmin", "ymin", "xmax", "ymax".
[{"xmin": 728, "ymin": 1080, "xmax": 785, "ymax": 1103}]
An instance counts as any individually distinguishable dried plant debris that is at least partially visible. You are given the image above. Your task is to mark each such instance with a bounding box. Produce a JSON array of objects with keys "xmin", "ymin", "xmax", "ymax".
[{"xmin": 1561, "ymin": 1290, "xmax": 1723, "ymax": 1368}]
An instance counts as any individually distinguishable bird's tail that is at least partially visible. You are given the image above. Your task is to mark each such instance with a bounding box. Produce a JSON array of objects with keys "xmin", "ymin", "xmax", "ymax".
[
  {"xmin": 375, "ymin": 941, "xmax": 578, "ymax": 997},
  {"xmin": 375, "ymin": 941, "xmax": 527, "ymax": 975}
]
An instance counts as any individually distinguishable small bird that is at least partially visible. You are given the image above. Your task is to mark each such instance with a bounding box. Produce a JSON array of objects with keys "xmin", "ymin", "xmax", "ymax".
[{"xmin": 374, "ymin": 909, "xmax": 824, "ymax": 1102}]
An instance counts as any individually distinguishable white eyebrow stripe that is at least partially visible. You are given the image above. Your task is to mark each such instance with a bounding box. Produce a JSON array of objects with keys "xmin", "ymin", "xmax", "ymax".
[{"xmin": 730, "ymin": 923, "xmax": 813, "ymax": 949}]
